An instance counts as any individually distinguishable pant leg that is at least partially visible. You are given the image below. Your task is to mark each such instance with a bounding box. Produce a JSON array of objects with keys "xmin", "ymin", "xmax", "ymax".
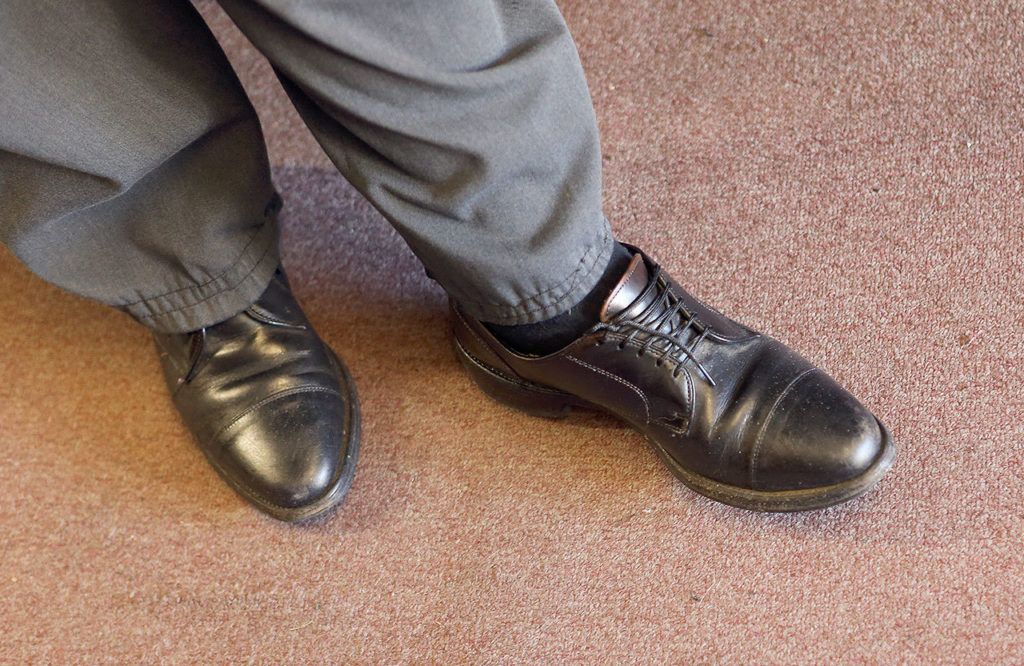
[
  {"xmin": 217, "ymin": 0, "xmax": 613, "ymax": 325},
  {"xmin": 0, "ymin": 0, "xmax": 280, "ymax": 333}
]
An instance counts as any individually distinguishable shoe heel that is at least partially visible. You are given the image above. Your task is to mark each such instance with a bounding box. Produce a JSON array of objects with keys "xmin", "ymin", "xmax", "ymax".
[{"xmin": 453, "ymin": 337, "xmax": 577, "ymax": 419}]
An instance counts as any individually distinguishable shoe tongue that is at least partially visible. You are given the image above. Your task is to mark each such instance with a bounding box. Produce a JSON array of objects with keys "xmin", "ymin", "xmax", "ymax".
[{"xmin": 599, "ymin": 252, "xmax": 653, "ymax": 322}]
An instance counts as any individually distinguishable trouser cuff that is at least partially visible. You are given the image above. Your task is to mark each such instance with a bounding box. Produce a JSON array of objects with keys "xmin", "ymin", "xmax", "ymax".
[
  {"xmin": 457, "ymin": 223, "xmax": 615, "ymax": 325},
  {"xmin": 121, "ymin": 219, "xmax": 280, "ymax": 333}
]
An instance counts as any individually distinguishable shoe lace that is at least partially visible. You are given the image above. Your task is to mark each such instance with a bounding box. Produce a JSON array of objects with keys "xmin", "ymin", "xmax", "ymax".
[{"xmin": 596, "ymin": 266, "xmax": 716, "ymax": 386}]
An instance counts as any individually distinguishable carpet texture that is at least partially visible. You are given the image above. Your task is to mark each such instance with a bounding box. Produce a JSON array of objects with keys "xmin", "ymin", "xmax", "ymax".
[{"xmin": 2, "ymin": 1, "xmax": 1022, "ymax": 662}]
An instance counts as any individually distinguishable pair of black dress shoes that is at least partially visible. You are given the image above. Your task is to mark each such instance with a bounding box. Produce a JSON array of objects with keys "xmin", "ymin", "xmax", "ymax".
[{"xmin": 154, "ymin": 246, "xmax": 895, "ymax": 521}]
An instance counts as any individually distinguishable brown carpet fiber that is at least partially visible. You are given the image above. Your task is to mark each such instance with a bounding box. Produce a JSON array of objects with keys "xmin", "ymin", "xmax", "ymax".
[{"xmin": 3, "ymin": 1, "xmax": 1022, "ymax": 661}]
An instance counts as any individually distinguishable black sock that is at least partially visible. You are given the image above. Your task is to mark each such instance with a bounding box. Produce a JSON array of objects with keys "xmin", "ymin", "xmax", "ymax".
[{"xmin": 485, "ymin": 242, "xmax": 634, "ymax": 355}]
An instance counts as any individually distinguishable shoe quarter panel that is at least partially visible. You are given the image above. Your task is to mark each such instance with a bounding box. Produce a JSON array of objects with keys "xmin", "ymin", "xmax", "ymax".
[{"xmin": 565, "ymin": 338, "xmax": 692, "ymax": 432}]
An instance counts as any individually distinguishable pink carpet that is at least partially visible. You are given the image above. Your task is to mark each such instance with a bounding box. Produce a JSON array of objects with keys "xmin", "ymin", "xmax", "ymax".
[{"xmin": 2, "ymin": 1, "xmax": 1022, "ymax": 661}]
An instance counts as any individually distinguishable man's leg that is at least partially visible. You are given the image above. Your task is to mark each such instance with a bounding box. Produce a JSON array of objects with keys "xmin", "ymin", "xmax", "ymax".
[
  {"xmin": 0, "ymin": 0, "xmax": 359, "ymax": 521},
  {"xmin": 217, "ymin": 0, "xmax": 616, "ymax": 327},
  {"xmin": 0, "ymin": 0, "xmax": 279, "ymax": 332}
]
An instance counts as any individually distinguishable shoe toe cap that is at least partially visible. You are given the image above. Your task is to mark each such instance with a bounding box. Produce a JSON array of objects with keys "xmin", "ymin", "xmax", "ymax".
[
  {"xmin": 214, "ymin": 389, "xmax": 353, "ymax": 513},
  {"xmin": 751, "ymin": 369, "xmax": 885, "ymax": 492}
]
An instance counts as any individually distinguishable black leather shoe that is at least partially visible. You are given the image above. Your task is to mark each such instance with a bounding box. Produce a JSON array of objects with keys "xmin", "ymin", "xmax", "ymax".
[
  {"xmin": 452, "ymin": 246, "xmax": 895, "ymax": 511},
  {"xmin": 153, "ymin": 269, "xmax": 359, "ymax": 522}
]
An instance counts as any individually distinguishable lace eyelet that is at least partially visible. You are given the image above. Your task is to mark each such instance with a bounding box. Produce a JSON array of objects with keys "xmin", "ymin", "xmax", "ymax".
[{"xmin": 607, "ymin": 273, "xmax": 716, "ymax": 385}]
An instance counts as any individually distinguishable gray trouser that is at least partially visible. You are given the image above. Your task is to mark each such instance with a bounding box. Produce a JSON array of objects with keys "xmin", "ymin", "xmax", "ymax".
[{"xmin": 0, "ymin": 0, "xmax": 612, "ymax": 333}]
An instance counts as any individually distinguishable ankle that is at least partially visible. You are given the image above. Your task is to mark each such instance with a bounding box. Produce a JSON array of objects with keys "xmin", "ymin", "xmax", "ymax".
[{"xmin": 484, "ymin": 242, "xmax": 633, "ymax": 354}]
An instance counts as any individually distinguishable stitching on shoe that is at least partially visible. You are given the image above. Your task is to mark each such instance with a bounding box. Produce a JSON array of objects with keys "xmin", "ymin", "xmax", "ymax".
[
  {"xmin": 567, "ymin": 355, "xmax": 651, "ymax": 424},
  {"xmin": 456, "ymin": 337, "xmax": 570, "ymax": 396},
  {"xmin": 748, "ymin": 367, "xmax": 818, "ymax": 486},
  {"xmin": 211, "ymin": 385, "xmax": 341, "ymax": 442},
  {"xmin": 603, "ymin": 336, "xmax": 694, "ymax": 434},
  {"xmin": 200, "ymin": 385, "xmax": 348, "ymax": 510}
]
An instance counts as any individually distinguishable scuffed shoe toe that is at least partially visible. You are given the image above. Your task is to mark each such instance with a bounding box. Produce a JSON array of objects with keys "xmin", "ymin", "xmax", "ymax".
[{"xmin": 750, "ymin": 369, "xmax": 885, "ymax": 493}]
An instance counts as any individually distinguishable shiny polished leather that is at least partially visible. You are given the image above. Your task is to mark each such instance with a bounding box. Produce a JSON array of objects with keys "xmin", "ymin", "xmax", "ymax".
[
  {"xmin": 452, "ymin": 246, "xmax": 895, "ymax": 511},
  {"xmin": 153, "ymin": 269, "xmax": 359, "ymax": 521}
]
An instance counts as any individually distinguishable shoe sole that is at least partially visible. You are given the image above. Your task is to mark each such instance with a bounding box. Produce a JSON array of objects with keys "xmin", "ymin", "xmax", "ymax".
[
  {"xmin": 454, "ymin": 335, "xmax": 895, "ymax": 512},
  {"xmin": 200, "ymin": 347, "xmax": 362, "ymax": 523}
]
